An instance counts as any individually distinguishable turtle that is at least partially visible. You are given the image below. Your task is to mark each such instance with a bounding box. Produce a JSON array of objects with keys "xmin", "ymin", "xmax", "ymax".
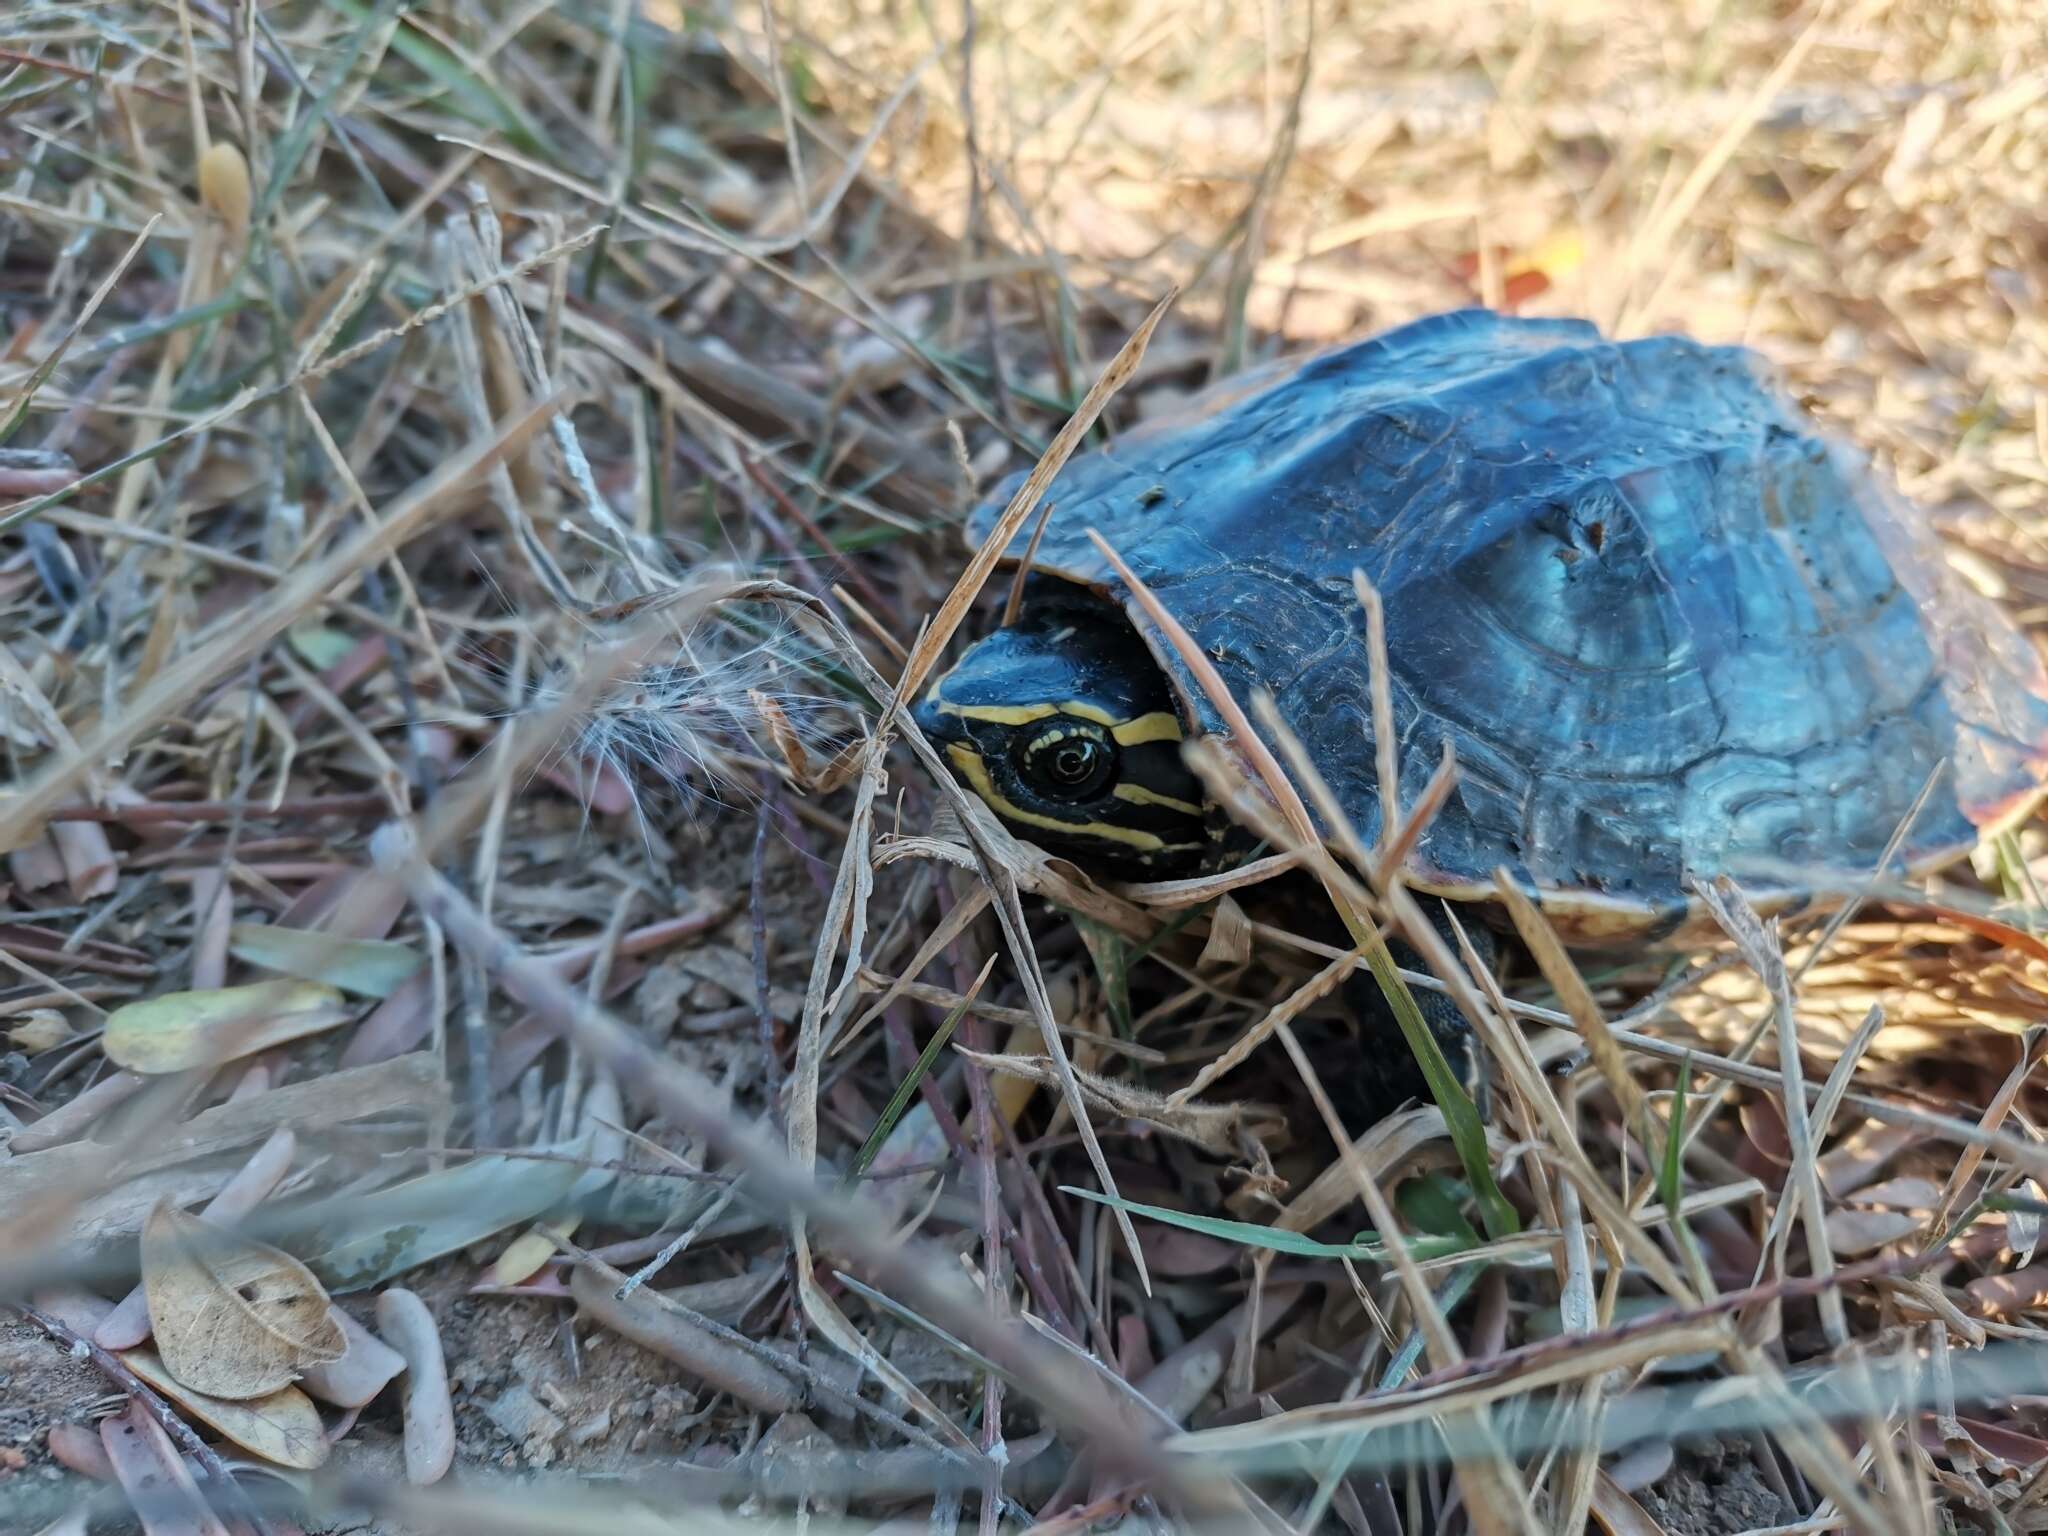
[{"xmin": 911, "ymin": 310, "xmax": 2048, "ymax": 1109}]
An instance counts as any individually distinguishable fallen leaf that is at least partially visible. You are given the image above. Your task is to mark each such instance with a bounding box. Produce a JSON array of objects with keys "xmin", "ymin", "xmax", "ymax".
[
  {"xmin": 44, "ymin": 1421, "xmax": 114, "ymax": 1481},
  {"xmin": 98, "ymin": 1401, "xmax": 230, "ymax": 1536},
  {"xmin": 227, "ymin": 924, "xmax": 422, "ymax": 998},
  {"xmin": 142, "ymin": 1200, "xmax": 344, "ymax": 1399},
  {"xmin": 7, "ymin": 1009, "xmax": 71, "ymax": 1053},
  {"xmin": 286, "ymin": 622, "xmax": 358, "ymax": 671},
  {"xmin": 287, "ymin": 1147, "xmax": 587, "ymax": 1293},
  {"xmin": 1196, "ymin": 892, "xmax": 1252, "ymax": 969},
  {"xmin": 1824, "ymin": 1206, "xmax": 1923, "ymax": 1257},
  {"xmin": 51, "ymin": 815, "xmax": 117, "ymax": 899},
  {"xmin": 105, "ymin": 981, "xmax": 353, "ymax": 1073},
  {"xmin": 377, "ymin": 1288, "xmax": 455, "ymax": 1485},
  {"xmin": 1848, "ymin": 1175, "xmax": 1942, "ymax": 1212},
  {"xmin": 119, "ymin": 1346, "xmax": 330, "ymax": 1470},
  {"xmin": 1966, "ymin": 1263, "xmax": 2048, "ymax": 1318},
  {"xmin": 299, "ymin": 1306, "xmax": 407, "ymax": 1408},
  {"xmin": 1740, "ymin": 1094, "xmax": 1792, "ymax": 1168},
  {"xmin": 98, "ymin": 1128, "xmax": 298, "ymax": 1351},
  {"xmin": 492, "ymin": 1217, "xmax": 575, "ymax": 1288}
]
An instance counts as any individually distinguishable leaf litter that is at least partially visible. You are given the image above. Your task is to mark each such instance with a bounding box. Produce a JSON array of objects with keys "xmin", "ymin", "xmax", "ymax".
[{"xmin": 3, "ymin": 1, "xmax": 2048, "ymax": 1535}]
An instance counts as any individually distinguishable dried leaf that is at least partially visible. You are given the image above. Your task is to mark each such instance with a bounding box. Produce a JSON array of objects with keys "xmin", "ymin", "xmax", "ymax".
[
  {"xmin": 227, "ymin": 925, "xmax": 423, "ymax": 998},
  {"xmin": 104, "ymin": 981, "xmax": 352, "ymax": 1073},
  {"xmin": 492, "ymin": 1217, "xmax": 576, "ymax": 1288},
  {"xmin": 51, "ymin": 816, "xmax": 117, "ymax": 899},
  {"xmin": 1196, "ymin": 892, "xmax": 1252, "ymax": 969},
  {"xmin": 299, "ymin": 1305, "xmax": 407, "ymax": 1408},
  {"xmin": 8, "ymin": 1009, "xmax": 72, "ymax": 1053},
  {"xmin": 1591, "ymin": 1469, "xmax": 1672, "ymax": 1535},
  {"xmin": 98, "ymin": 1401, "xmax": 230, "ymax": 1536},
  {"xmin": 1823, "ymin": 1206, "xmax": 1922, "ymax": 1257},
  {"xmin": 141, "ymin": 1200, "xmax": 344, "ymax": 1399},
  {"xmin": 377, "ymin": 1288, "xmax": 455, "ymax": 1485},
  {"xmin": 44, "ymin": 1421, "xmax": 114, "ymax": 1482},
  {"xmin": 119, "ymin": 1347, "xmax": 330, "ymax": 1470},
  {"xmin": 99, "ymin": 1128, "xmax": 298, "ymax": 1351},
  {"xmin": 1847, "ymin": 1175, "xmax": 1941, "ymax": 1212}
]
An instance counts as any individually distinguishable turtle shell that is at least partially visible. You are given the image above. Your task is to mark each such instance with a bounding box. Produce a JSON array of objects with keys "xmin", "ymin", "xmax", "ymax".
[{"xmin": 969, "ymin": 310, "xmax": 2048, "ymax": 942}]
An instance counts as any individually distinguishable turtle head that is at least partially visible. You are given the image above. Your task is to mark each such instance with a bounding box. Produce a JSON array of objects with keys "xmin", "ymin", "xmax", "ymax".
[{"xmin": 913, "ymin": 598, "xmax": 1209, "ymax": 876}]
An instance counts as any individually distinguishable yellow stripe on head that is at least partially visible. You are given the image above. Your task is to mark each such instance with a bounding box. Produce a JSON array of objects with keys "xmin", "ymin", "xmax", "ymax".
[
  {"xmin": 936, "ymin": 700, "xmax": 1058, "ymax": 727},
  {"xmin": 1113, "ymin": 782, "xmax": 1203, "ymax": 817},
  {"xmin": 947, "ymin": 744, "xmax": 1195, "ymax": 854},
  {"xmin": 934, "ymin": 700, "xmax": 1185, "ymax": 746},
  {"xmin": 1110, "ymin": 711, "xmax": 1183, "ymax": 745}
]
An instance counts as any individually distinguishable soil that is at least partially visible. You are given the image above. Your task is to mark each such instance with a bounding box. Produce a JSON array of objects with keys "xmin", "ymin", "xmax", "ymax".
[
  {"xmin": 0, "ymin": 1319, "xmax": 109, "ymax": 1517},
  {"xmin": 1641, "ymin": 1436, "xmax": 1799, "ymax": 1536}
]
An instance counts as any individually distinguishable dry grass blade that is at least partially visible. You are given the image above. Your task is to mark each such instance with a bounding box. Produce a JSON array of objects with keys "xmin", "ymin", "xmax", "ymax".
[
  {"xmin": 894, "ymin": 286, "xmax": 1177, "ymax": 709},
  {"xmin": 0, "ymin": 217, "xmax": 162, "ymax": 443},
  {"xmin": 364, "ymin": 826, "xmax": 1187, "ymax": 1490},
  {"xmin": 1492, "ymin": 874, "xmax": 1671, "ymax": 1219},
  {"xmin": 1165, "ymin": 944, "xmax": 1361, "ymax": 1107},
  {"xmin": 6, "ymin": 1, "xmax": 2045, "ymax": 1526},
  {"xmin": 0, "ymin": 393, "xmax": 560, "ymax": 844},
  {"xmin": 1079, "ymin": 533, "xmax": 1541, "ymax": 1533},
  {"xmin": 1103, "ymin": 528, "xmax": 1511, "ymax": 1236},
  {"xmin": 1171, "ymin": 1317, "xmax": 1736, "ymax": 1454}
]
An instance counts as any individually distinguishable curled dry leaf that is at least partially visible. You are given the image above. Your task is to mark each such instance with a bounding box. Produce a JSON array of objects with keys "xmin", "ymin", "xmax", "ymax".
[
  {"xmin": 99, "ymin": 1129, "xmax": 299, "ymax": 1351},
  {"xmin": 299, "ymin": 1306, "xmax": 406, "ymax": 1409},
  {"xmin": 1196, "ymin": 892, "xmax": 1253, "ymax": 969},
  {"xmin": 1590, "ymin": 1469, "xmax": 1672, "ymax": 1535},
  {"xmin": 376, "ymin": 1288, "xmax": 455, "ymax": 1485},
  {"xmin": 492, "ymin": 1217, "xmax": 574, "ymax": 1288},
  {"xmin": 7, "ymin": 834, "xmax": 66, "ymax": 890},
  {"xmin": 104, "ymin": 981, "xmax": 352, "ymax": 1074},
  {"xmin": 119, "ymin": 1347, "xmax": 330, "ymax": 1471},
  {"xmin": 52, "ymin": 815, "xmax": 118, "ymax": 899},
  {"xmin": 9, "ymin": 1008, "xmax": 72, "ymax": 1054},
  {"xmin": 142, "ymin": 1200, "xmax": 344, "ymax": 1400}
]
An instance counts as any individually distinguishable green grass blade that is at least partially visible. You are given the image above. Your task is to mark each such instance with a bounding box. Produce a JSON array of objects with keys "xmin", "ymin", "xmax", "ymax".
[
  {"xmin": 849, "ymin": 977, "xmax": 982, "ymax": 1179},
  {"xmin": 1061, "ymin": 1185, "xmax": 1491, "ymax": 1265},
  {"xmin": 1351, "ymin": 928, "xmax": 1520, "ymax": 1241}
]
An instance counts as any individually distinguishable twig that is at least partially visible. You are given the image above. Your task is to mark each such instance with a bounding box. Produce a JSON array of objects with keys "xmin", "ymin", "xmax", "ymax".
[{"xmin": 15, "ymin": 1306, "xmax": 278, "ymax": 1536}]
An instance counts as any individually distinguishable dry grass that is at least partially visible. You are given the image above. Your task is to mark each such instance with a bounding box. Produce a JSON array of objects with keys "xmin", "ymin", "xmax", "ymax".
[{"xmin": 3, "ymin": 0, "xmax": 2048, "ymax": 1533}]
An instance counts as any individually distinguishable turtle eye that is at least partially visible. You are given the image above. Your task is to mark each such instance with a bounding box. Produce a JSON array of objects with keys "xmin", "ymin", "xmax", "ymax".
[{"xmin": 1019, "ymin": 725, "xmax": 1117, "ymax": 801}]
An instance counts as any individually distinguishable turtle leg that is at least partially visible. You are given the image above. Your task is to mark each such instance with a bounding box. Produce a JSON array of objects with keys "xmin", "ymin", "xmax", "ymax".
[{"xmin": 1332, "ymin": 904, "xmax": 1495, "ymax": 1128}]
